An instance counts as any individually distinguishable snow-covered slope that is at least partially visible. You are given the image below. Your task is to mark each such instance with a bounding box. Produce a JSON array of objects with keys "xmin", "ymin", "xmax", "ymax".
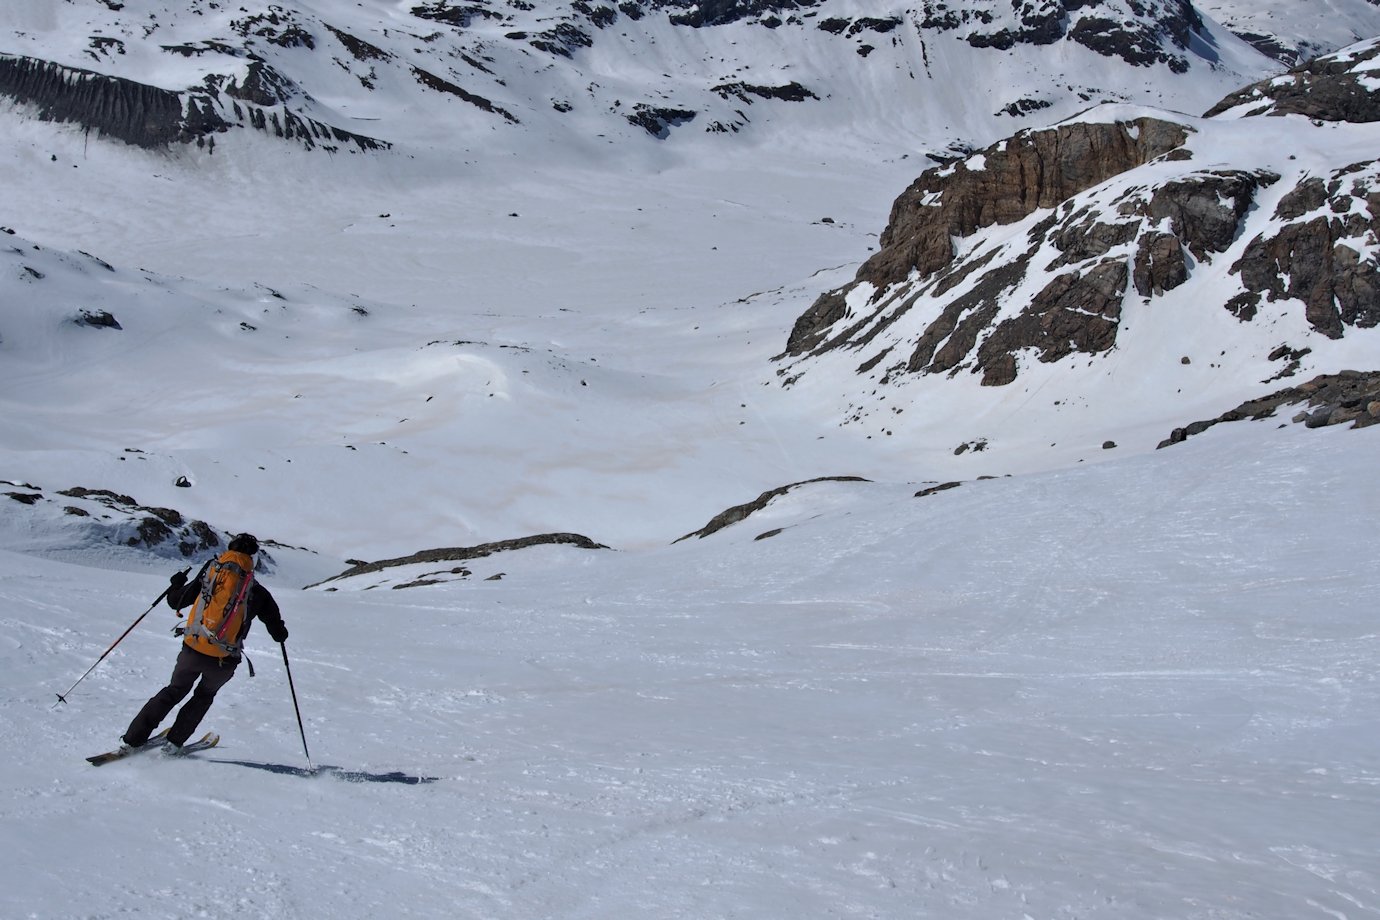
[
  {"xmin": 1199, "ymin": 0, "xmax": 1380, "ymax": 63},
  {"xmin": 5, "ymin": 421, "xmax": 1379, "ymax": 919}
]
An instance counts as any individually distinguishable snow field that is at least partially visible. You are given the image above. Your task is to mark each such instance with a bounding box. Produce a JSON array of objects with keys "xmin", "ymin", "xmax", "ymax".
[{"xmin": 4, "ymin": 422, "xmax": 1379, "ymax": 919}]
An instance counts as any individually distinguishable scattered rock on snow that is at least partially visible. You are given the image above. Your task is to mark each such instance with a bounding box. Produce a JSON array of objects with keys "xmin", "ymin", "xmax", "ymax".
[
  {"xmin": 674, "ymin": 476, "xmax": 870, "ymax": 542},
  {"xmin": 1158, "ymin": 370, "xmax": 1380, "ymax": 447},
  {"xmin": 313, "ymin": 532, "xmax": 611, "ymax": 587}
]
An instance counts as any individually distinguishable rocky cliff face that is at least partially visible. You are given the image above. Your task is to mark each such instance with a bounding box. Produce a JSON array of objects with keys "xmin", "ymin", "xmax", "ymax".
[
  {"xmin": 784, "ymin": 117, "xmax": 1192, "ymax": 362},
  {"xmin": 779, "ymin": 39, "xmax": 1380, "ymax": 397},
  {"xmin": 1227, "ymin": 164, "xmax": 1380, "ymax": 339},
  {"xmin": 0, "ymin": 53, "xmax": 387, "ymax": 153},
  {"xmin": 781, "ymin": 117, "xmax": 1289, "ymax": 386}
]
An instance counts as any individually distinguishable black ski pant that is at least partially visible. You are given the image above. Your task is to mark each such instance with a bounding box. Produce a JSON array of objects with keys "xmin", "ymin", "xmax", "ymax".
[{"xmin": 123, "ymin": 644, "xmax": 238, "ymax": 747}]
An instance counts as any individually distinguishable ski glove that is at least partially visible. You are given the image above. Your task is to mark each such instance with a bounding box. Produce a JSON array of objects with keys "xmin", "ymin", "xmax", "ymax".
[
  {"xmin": 169, "ymin": 570, "xmax": 188, "ymax": 590},
  {"xmin": 268, "ymin": 623, "xmax": 289, "ymax": 643}
]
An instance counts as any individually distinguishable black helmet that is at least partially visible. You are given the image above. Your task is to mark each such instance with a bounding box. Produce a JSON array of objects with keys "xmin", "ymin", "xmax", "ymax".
[{"xmin": 228, "ymin": 533, "xmax": 260, "ymax": 555}]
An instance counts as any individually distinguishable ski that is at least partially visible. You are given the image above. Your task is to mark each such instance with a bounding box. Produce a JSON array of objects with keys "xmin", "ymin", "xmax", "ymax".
[
  {"xmin": 85, "ymin": 729, "xmax": 170, "ymax": 766},
  {"xmin": 167, "ymin": 732, "xmax": 220, "ymax": 757},
  {"xmin": 85, "ymin": 730, "xmax": 218, "ymax": 766}
]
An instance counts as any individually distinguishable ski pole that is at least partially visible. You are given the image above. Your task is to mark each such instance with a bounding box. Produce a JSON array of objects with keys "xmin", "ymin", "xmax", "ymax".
[
  {"xmin": 280, "ymin": 642, "xmax": 314, "ymax": 772},
  {"xmin": 54, "ymin": 568, "xmax": 190, "ymax": 708}
]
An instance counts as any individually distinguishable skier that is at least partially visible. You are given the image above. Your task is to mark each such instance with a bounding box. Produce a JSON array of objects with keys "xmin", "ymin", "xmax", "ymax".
[{"xmin": 118, "ymin": 533, "xmax": 288, "ymax": 754}]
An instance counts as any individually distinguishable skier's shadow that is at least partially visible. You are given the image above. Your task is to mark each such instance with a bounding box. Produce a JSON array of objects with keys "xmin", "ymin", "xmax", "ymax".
[{"xmin": 209, "ymin": 758, "xmax": 439, "ymax": 785}]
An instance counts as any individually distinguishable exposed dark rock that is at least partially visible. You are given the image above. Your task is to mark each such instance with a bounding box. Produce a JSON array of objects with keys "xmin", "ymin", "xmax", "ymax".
[
  {"xmin": 784, "ymin": 289, "xmax": 848, "ymax": 356},
  {"xmin": 915, "ymin": 481, "xmax": 962, "ymax": 498},
  {"xmin": 626, "ymin": 104, "xmax": 697, "ymax": 137},
  {"xmin": 968, "ymin": 29, "xmax": 1016, "ymax": 51},
  {"xmin": 1230, "ymin": 30, "xmax": 1300, "ymax": 66},
  {"xmin": 23, "ymin": 486, "xmax": 228, "ymax": 558},
  {"xmin": 59, "ymin": 486, "xmax": 137, "ymax": 506},
  {"xmin": 1050, "ymin": 214, "xmax": 1138, "ymax": 267},
  {"xmin": 1132, "ymin": 230, "xmax": 1188, "ymax": 296},
  {"xmin": 75, "ymin": 310, "xmax": 122, "ymax": 329},
  {"xmin": 1139, "ymin": 170, "xmax": 1279, "ymax": 261},
  {"xmin": 218, "ymin": 59, "xmax": 298, "ymax": 106},
  {"xmin": 412, "ymin": 66, "xmax": 520, "ymax": 122},
  {"xmin": 1264, "ymin": 344, "xmax": 1312, "ymax": 381},
  {"xmin": 1275, "ymin": 177, "xmax": 1329, "ymax": 219},
  {"xmin": 974, "ymin": 259, "xmax": 1128, "ymax": 386},
  {"xmin": 848, "ymin": 17, "xmax": 903, "ymax": 36},
  {"xmin": 1205, "ymin": 39, "xmax": 1380, "ymax": 122},
  {"xmin": 313, "ymin": 533, "xmax": 612, "ymax": 586},
  {"xmin": 997, "ymin": 97, "xmax": 1054, "ymax": 118},
  {"xmin": 1159, "ymin": 371, "xmax": 1380, "ymax": 447},
  {"xmin": 778, "ymin": 102, "xmax": 1371, "ymax": 395},
  {"xmin": 183, "ymin": 520, "xmax": 220, "ymax": 552},
  {"xmin": 0, "ymin": 53, "xmax": 388, "ymax": 152},
  {"xmin": 711, "ymin": 81, "xmax": 817, "ymax": 103},
  {"xmin": 0, "ymin": 54, "xmax": 209, "ymax": 148},
  {"xmin": 674, "ymin": 476, "xmax": 870, "ymax": 541},
  {"xmin": 1230, "ymin": 166, "xmax": 1380, "ymax": 338},
  {"xmin": 6, "ymin": 492, "xmax": 42, "ymax": 505},
  {"xmin": 326, "ymin": 25, "xmax": 391, "ymax": 62},
  {"xmin": 134, "ymin": 516, "xmax": 174, "ymax": 547},
  {"xmin": 79, "ymin": 251, "xmax": 116, "ymax": 272},
  {"xmin": 905, "ymin": 252, "xmax": 1033, "ymax": 377},
  {"xmin": 410, "ymin": 3, "xmax": 505, "ymax": 28},
  {"xmin": 231, "ymin": 9, "xmax": 317, "ymax": 49},
  {"xmin": 1069, "ymin": 13, "xmax": 1192, "ymax": 73},
  {"xmin": 664, "ymin": 0, "xmax": 817, "ymax": 28},
  {"xmin": 854, "ymin": 118, "xmax": 1189, "ymax": 297},
  {"xmin": 957, "ymin": 0, "xmax": 1202, "ymax": 70},
  {"xmin": 529, "ymin": 22, "xmax": 594, "ymax": 56}
]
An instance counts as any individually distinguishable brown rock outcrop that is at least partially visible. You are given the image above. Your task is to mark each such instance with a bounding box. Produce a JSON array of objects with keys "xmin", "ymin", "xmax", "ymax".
[
  {"xmin": 855, "ymin": 117, "xmax": 1191, "ymax": 296},
  {"xmin": 1204, "ymin": 39, "xmax": 1380, "ymax": 123},
  {"xmin": 1228, "ymin": 165, "xmax": 1380, "ymax": 338}
]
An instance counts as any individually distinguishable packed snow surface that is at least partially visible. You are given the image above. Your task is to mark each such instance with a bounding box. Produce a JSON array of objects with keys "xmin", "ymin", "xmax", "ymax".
[{"xmin": 4, "ymin": 424, "xmax": 1380, "ymax": 918}]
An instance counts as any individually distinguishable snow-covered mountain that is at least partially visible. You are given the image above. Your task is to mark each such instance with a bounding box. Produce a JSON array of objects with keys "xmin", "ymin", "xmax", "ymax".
[
  {"xmin": 2, "ymin": 4, "xmax": 1380, "ymax": 918},
  {"xmin": 1, "ymin": 0, "xmax": 1280, "ymax": 159}
]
